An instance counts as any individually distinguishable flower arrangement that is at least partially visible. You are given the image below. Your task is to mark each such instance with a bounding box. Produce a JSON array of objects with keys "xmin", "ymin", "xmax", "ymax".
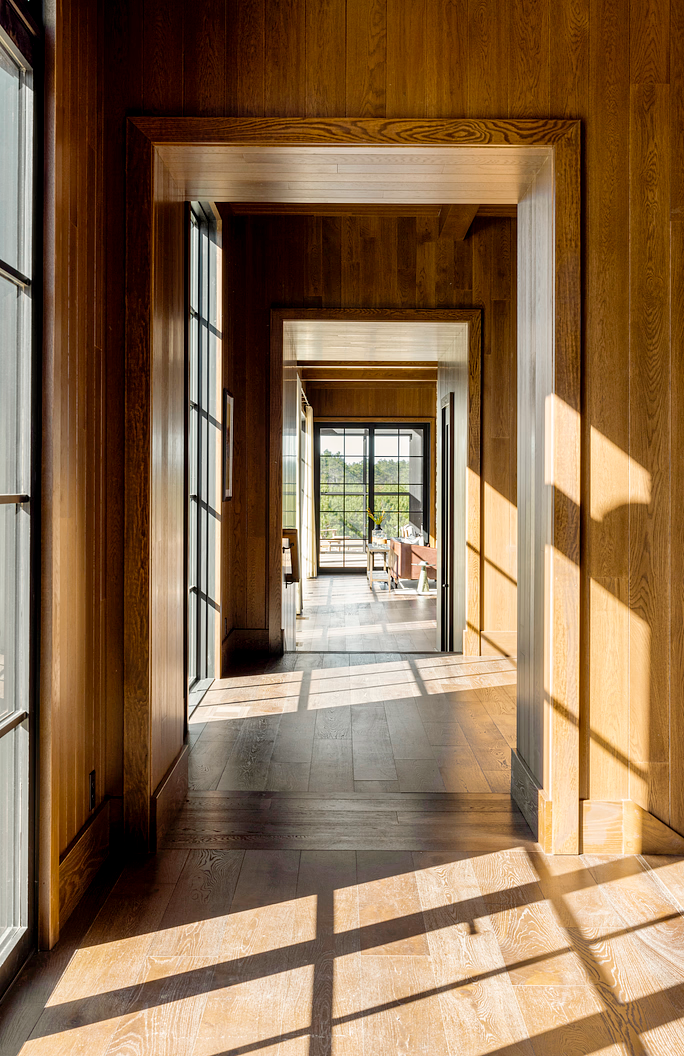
[{"xmin": 367, "ymin": 507, "xmax": 385, "ymax": 527}]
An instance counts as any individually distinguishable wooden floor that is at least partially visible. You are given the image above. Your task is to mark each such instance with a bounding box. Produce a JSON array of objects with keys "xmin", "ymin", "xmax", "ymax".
[
  {"xmin": 4, "ymin": 655, "xmax": 684, "ymax": 1054},
  {"xmin": 188, "ymin": 652, "xmax": 515, "ymax": 795},
  {"xmin": 296, "ymin": 574, "xmax": 437, "ymax": 652}
]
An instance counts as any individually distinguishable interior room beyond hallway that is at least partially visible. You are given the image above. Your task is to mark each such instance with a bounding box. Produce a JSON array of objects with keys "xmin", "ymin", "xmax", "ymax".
[{"xmin": 296, "ymin": 573, "xmax": 438, "ymax": 653}]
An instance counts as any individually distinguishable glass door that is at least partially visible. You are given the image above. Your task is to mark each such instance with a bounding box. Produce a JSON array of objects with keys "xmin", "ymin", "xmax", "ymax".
[
  {"xmin": 316, "ymin": 426, "xmax": 369, "ymax": 569},
  {"xmin": 0, "ymin": 27, "xmax": 34, "ymax": 993},
  {"xmin": 187, "ymin": 205, "xmax": 221, "ymax": 705},
  {"xmin": 315, "ymin": 424, "xmax": 429, "ymax": 571}
]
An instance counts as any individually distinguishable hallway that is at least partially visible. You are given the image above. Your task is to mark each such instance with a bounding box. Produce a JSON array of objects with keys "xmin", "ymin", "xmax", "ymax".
[
  {"xmin": 188, "ymin": 652, "xmax": 512, "ymax": 795},
  {"xmin": 4, "ymin": 654, "xmax": 684, "ymax": 1052},
  {"xmin": 295, "ymin": 574, "xmax": 438, "ymax": 653}
]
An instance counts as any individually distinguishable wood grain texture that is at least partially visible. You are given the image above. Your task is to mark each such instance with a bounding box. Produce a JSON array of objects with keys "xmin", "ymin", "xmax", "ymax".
[
  {"xmin": 671, "ymin": 223, "xmax": 684, "ymax": 833},
  {"xmin": 629, "ymin": 83, "xmax": 670, "ymax": 821},
  {"xmin": 40, "ymin": 0, "xmax": 684, "ymax": 964},
  {"xmin": 58, "ymin": 803, "xmax": 110, "ymax": 928},
  {"xmin": 345, "ymin": 0, "xmax": 387, "ymax": 117}
]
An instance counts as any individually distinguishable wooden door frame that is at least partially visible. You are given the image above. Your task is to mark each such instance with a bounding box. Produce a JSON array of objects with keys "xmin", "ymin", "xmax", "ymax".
[
  {"xmin": 125, "ymin": 117, "xmax": 580, "ymax": 853},
  {"xmin": 270, "ymin": 307, "xmax": 482, "ymax": 657}
]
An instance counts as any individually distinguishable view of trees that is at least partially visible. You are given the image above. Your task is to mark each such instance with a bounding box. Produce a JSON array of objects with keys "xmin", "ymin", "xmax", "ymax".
[{"xmin": 319, "ymin": 450, "xmax": 423, "ymax": 543}]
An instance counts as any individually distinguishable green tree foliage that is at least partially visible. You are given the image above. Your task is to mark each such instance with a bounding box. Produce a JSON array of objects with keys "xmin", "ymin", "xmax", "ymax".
[{"xmin": 319, "ymin": 450, "xmax": 417, "ymax": 541}]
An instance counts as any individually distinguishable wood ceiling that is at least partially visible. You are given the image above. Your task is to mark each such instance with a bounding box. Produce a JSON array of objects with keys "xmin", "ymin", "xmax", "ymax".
[
  {"xmin": 286, "ymin": 319, "xmax": 467, "ymax": 364},
  {"xmin": 156, "ymin": 144, "xmax": 550, "ymax": 203}
]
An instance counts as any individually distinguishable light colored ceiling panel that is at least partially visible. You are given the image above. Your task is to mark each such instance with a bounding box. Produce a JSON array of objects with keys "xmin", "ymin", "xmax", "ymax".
[
  {"xmin": 286, "ymin": 320, "xmax": 468, "ymax": 363},
  {"xmin": 156, "ymin": 144, "xmax": 551, "ymax": 204}
]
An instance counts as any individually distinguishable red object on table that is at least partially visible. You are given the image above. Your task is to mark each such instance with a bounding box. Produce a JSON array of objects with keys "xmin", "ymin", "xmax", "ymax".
[{"xmin": 389, "ymin": 538, "xmax": 437, "ymax": 582}]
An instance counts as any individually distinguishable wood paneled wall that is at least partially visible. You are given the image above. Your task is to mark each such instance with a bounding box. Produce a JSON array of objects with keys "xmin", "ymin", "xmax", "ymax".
[
  {"xmin": 42, "ymin": 0, "xmax": 684, "ymax": 940},
  {"xmin": 41, "ymin": 0, "xmax": 109, "ymax": 945},
  {"xmin": 307, "ymin": 381, "xmax": 436, "ymax": 419},
  {"xmin": 219, "ymin": 213, "xmax": 516, "ymax": 657}
]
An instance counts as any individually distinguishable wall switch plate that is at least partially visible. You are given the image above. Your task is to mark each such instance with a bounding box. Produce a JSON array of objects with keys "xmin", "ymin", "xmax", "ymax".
[{"xmin": 89, "ymin": 769, "xmax": 96, "ymax": 811}]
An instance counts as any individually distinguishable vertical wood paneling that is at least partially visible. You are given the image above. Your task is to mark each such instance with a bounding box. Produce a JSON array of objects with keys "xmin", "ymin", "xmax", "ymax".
[
  {"xmin": 508, "ymin": 0, "xmax": 550, "ymax": 117},
  {"xmin": 386, "ymin": 0, "xmax": 426, "ymax": 117},
  {"xmin": 43, "ymin": 0, "xmax": 684, "ymax": 945},
  {"xmin": 184, "ymin": 0, "xmax": 226, "ymax": 115},
  {"xmin": 549, "ymin": 0, "xmax": 589, "ymax": 117},
  {"xmin": 142, "ymin": 0, "xmax": 184, "ymax": 113},
  {"xmin": 584, "ymin": 0, "xmax": 630, "ymax": 804},
  {"xmin": 345, "ymin": 0, "xmax": 386, "ymax": 116},
  {"xmin": 670, "ymin": 223, "xmax": 684, "ymax": 832},
  {"xmin": 265, "ymin": 0, "xmax": 306, "ymax": 116},
  {"xmin": 467, "ymin": 0, "xmax": 510, "ymax": 117},
  {"xmin": 629, "ymin": 83, "xmax": 671, "ymax": 820},
  {"xmin": 42, "ymin": 0, "xmax": 110, "ymax": 941},
  {"xmin": 150, "ymin": 166, "xmax": 186, "ymax": 794},
  {"xmin": 306, "ymin": 0, "xmax": 346, "ymax": 116},
  {"xmin": 227, "ymin": 0, "xmax": 265, "ymax": 117},
  {"xmin": 630, "ymin": 0, "xmax": 670, "ymax": 84},
  {"xmin": 425, "ymin": 0, "xmax": 468, "ymax": 117},
  {"xmin": 671, "ymin": 0, "xmax": 684, "ymax": 215}
]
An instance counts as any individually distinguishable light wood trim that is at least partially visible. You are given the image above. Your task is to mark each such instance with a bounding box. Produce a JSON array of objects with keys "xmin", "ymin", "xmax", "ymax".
[
  {"xmin": 58, "ymin": 801, "xmax": 110, "ymax": 928},
  {"xmin": 151, "ymin": 743, "xmax": 189, "ymax": 848},
  {"xmin": 581, "ymin": 800, "xmax": 684, "ymax": 855},
  {"xmin": 228, "ymin": 203, "xmax": 443, "ymax": 217},
  {"xmin": 301, "ymin": 361, "xmax": 438, "ymax": 370},
  {"xmin": 464, "ymin": 311, "xmax": 481, "ymax": 655},
  {"xmin": 549, "ymin": 123, "xmax": 581, "ymax": 852},
  {"xmin": 302, "ymin": 370, "xmax": 438, "ymax": 382},
  {"xmin": 314, "ymin": 415, "xmax": 435, "ymax": 421}
]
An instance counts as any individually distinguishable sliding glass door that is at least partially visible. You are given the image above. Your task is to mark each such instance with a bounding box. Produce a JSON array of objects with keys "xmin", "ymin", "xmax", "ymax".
[
  {"xmin": 315, "ymin": 423, "xmax": 429, "ymax": 571},
  {"xmin": 0, "ymin": 27, "xmax": 34, "ymax": 992}
]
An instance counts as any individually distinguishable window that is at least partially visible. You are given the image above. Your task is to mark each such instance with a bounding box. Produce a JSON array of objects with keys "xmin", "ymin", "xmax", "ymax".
[
  {"xmin": 315, "ymin": 423, "xmax": 429, "ymax": 570},
  {"xmin": 187, "ymin": 205, "xmax": 221, "ymax": 699},
  {"xmin": 0, "ymin": 24, "xmax": 34, "ymax": 992}
]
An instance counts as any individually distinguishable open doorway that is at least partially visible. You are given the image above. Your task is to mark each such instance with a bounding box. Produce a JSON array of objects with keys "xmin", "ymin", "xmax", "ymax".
[
  {"xmin": 124, "ymin": 118, "xmax": 580, "ymax": 853},
  {"xmin": 275, "ymin": 309, "xmax": 483, "ymax": 656}
]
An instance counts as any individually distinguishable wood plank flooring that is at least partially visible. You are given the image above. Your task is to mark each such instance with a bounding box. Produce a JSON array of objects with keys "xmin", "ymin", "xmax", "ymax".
[
  {"xmin": 5, "ymin": 848, "xmax": 684, "ymax": 1053},
  {"xmin": 296, "ymin": 573, "xmax": 438, "ymax": 652},
  {"xmin": 189, "ymin": 652, "xmax": 516, "ymax": 795},
  {"xmin": 4, "ymin": 654, "xmax": 684, "ymax": 1054}
]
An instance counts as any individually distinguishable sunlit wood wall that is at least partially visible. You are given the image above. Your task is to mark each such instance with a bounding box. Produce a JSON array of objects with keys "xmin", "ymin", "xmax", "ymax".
[{"xmin": 43, "ymin": 0, "xmax": 684, "ymax": 941}]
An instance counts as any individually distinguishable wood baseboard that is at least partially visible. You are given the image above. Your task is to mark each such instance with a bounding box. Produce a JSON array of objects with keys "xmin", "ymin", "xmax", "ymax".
[
  {"xmin": 151, "ymin": 743, "xmax": 189, "ymax": 851},
  {"xmin": 480, "ymin": 630, "xmax": 517, "ymax": 657},
  {"xmin": 59, "ymin": 800, "xmax": 110, "ymax": 927},
  {"xmin": 511, "ymin": 751, "xmax": 553, "ymax": 851},
  {"xmin": 222, "ymin": 628, "xmax": 275, "ymax": 671},
  {"xmin": 581, "ymin": 800, "xmax": 684, "ymax": 855}
]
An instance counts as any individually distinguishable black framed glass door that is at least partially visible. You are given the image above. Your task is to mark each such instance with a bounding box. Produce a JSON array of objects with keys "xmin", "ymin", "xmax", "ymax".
[
  {"xmin": 315, "ymin": 423, "xmax": 429, "ymax": 571},
  {"xmin": 187, "ymin": 205, "xmax": 221, "ymax": 699}
]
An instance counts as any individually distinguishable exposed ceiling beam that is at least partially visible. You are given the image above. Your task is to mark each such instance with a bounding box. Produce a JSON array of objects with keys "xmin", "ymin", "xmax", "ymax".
[
  {"xmin": 299, "ymin": 366, "xmax": 438, "ymax": 382},
  {"xmin": 438, "ymin": 204, "xmax": 479, "ymax": 240},
  {"xmin": 477, "ymin": 204, "xmax": 518, "ymax": 217},
  {"xmin": 228, "ymin": 203, "xmax": 442, "ymax": 217}
]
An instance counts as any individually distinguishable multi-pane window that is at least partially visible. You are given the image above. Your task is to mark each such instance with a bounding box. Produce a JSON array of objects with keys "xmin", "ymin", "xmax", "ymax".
[
  {"xmin": 372, "ymin": 427, "xmax": 426, "ymax": 542},
  {"xmin": 0, "ymin": 27, "xmax": 33, "ymax": 991},
  {"xmin": 316, "ymin": 424, "xmax": 429, "ymax": 570},
  {"xmin": 188, "ymin": 206, "xmax": 221, "ymax": 694}
]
